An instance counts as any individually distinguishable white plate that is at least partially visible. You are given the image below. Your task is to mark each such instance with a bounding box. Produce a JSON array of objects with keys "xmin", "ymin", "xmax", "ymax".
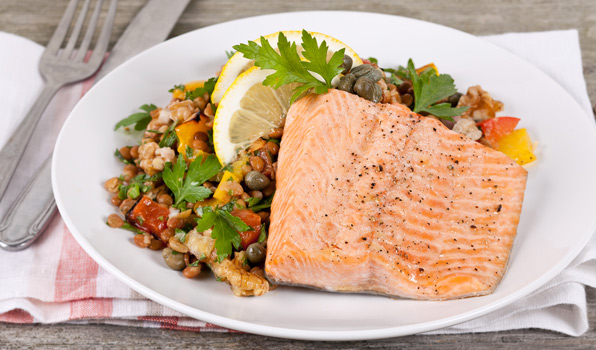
[{"xmin": 52, "ymin": 11, "xmax": 596, "ymax": 340}]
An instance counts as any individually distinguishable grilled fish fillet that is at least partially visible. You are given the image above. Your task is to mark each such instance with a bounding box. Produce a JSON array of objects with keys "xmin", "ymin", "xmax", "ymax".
[{"xmin": 265, "ymin": 89, "xmax": 527, "ymax": 300}]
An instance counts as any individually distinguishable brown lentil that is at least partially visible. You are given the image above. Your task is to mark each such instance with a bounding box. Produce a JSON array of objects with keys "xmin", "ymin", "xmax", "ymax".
[
  {"xmin": 119, "ymin": 198, "xmax": 136, "ymax": 215},
  {"xmin": 130, "ymin": 145, "xmax": 139, "ymax": 159},
  {"xmin": 241, "ymin": 164, "xmax": 252, "ymax": 176},
  {"xmin": 236, "ymin": 199, "xmax": 247, "ymax": 208},
  {"xmin": 104, "ymin": 177, "xmax": 120, "ymax": 193},
  {"xmin": 265, "ymin": 141, "xmax": 279, "ymax": 156},
  {"xmin": 133, "ymin": 234, "xmax": 150, "ymax": 248},
  {"xmin": 167, "ymin": 216, "xmax": 184, "ymax": 229},
  {"xmin": 249, "ymin": 190, "xmax": 263, "ymax": 200},
  {"xmin": 119, "ymin": 146, "xmax": 132, "ymax": 159},
  {"xmin": 157, "ymin": 228, "xmax": 175, "ymax": 243},
  {"xmin": 182, "ymin": 265, "xmax": 201, "ymax": 278},
  {"xmin": 168, "ymin": 236, "xmax": 189, "ymax": 254},
  {"xmin": 268, "ymin": 128, "xmax": 283, "ymax": 138},
  {"xmin": 157, "ymin": 193, "xmax": 173, "ymax": 206},
  {"xmin": 192, "ymin": 139, "xmax": 210, "ymax": 152},
  {"xmin": 249, "ymin": 156, "xmax": 265, "ymax": 172},
  {"xmin": 111, "ymin": 195, "xmax": 122, "ymax": 207},
  {"xmin": 257, "ymin": 211, "xmax": 269, "ymax": 222},
  {"xmin": 263, "ymin": 181, "xmax": 276, "ymax": 197},
  {"xmin": 193, "ymin": 131, "xmax": 209, "ymax": 142},
  {"xmin": 241, "ymin": 192, "xmax": 251, "ymax": 201},
  {"xmin": 107, "ymin": 214, "xmax": 124, "ymax": 228},
  {"xmin": 148, "ymin": 239, "xmax": 164, "ymax": 250}
]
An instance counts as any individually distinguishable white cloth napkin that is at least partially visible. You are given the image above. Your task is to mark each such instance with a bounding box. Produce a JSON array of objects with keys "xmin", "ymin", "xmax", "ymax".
[{"xmin": 0, "ymin": 29, "xmax": 594, "ymax": 336}]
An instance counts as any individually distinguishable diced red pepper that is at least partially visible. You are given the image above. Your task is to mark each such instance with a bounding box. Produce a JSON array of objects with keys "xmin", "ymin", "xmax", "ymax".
[
  {"xmin": 478, "ymin": 117, "xmax": 520, "ymax": 148},
  {"xmin": 126, "ymin": 195, "xmax": 169, "ymax": 235},
  {"xmin": 231, "ymin": 209, "xmax": 262, "ymax": 249}
]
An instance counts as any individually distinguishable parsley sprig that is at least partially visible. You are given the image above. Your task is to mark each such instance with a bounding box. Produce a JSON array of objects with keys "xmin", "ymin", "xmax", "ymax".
[
  {"xmin": 406, "ymin": 59, "xmax": 468, "ymax": 119},
  {"xmin": 195, "ymin": 206, "xmax": 251, "ymax": 262},
  {"xmin": 163, "ymin": 154, "xmax": 222, "ymax": 206},
  {"xmin": 233, "ymin": 30, "xmax": 345, "ymax": 102},
  {"xmin": 114, "ymin": 104, "xmax": 157, "ymax": 131}
]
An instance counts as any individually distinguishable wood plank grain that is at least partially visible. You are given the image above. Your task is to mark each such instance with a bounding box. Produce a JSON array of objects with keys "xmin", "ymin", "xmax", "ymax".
[{"xmin": 0, "ymin": 0, "xmax": 594, "ymax": 348}]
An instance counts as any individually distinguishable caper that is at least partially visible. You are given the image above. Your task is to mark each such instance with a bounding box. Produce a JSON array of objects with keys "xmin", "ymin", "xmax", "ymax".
[
  {"xmin": 354, "ymin": 77, "xmax": 383, "ymax": 103},
  {"xmin": 448, "ymin": 92, "xmax": 463, "ymax": 107},
  {"xmin": 362, "ymin": 68, "xmax": 384, "ymax": 83},
  {"xmin": 244, "ymin": 171, "xmax": 270, "ymax": 191},
  {"xmin": 246, "ymin": 243, "xmax": 266, "ymax": 264},
  {"xmin": 337, "ymin": 73, "xmax": 356, "ymax": 93},
  {"xmin": 340, "ymin": 54, "xmax": 353, "ymax": 75},
  {"xmin": 162, "ymin": 247, "xmax": 185, "ymax": 270},
  {"xmin": 350, "ymin": 64, "xmax": 374, "ymax": 78}
]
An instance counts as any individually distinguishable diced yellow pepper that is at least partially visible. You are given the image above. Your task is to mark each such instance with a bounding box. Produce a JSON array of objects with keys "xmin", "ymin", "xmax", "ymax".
[
  {"xmin": 230, "ymin": 153, "xmax": 249, "ymax": 181},
  {"xmin": 213, "ymin": 171, "xmax": 240, "ymax": 203},
  {"xmin": 416, "ymin": 63, "xmax": 439, "ymax": 76},
  {"xmin": 175, "ymin": 119, "xmax": 210, "ymax": 160},
  {"xmin": 172, "ymin": 80, "xmax": 206, "ymax": 100},
  {"xmin": 497, "ymin": 128, "xmax": 536, "ymax": 165}
]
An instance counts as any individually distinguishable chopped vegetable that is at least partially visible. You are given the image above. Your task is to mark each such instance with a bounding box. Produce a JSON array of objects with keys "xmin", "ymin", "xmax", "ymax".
[
  {"xmin": 114, "ymin": 104, "xmax": 157, "ymax": 131},
  {"xmin": 125, "ymin": 195, "xmax": 169, "ymax": 234},
  {"xmin": 212, "ymin": 171, "xmax": 240, "ymax": 203},
  {"xmin": 163, "ymin": 154, "xmax": 222, "ymax": 205},
  {"xmin": 159, "ymin": 119, "xmax": 179, "ymax": 148},
  {"xmin": 496, "ymin": 128, "xmax": 536, "ymax": 165},
  {"xmin": 406, "ymin": 59, "xmax": 468, "ymax": 119},
  {"xmin": 175, "ymin": 118, "xmax": 210, "ymax": 159},
  {"xmin": 231, "ymin": 209, "xmax": 262, "ymax": 249},
  {"xmin": 478, "ymin": 117, "xmax": 520, "ymax": 148},
  {"xmin": 233, "ymin": 30, "xmax": 346, "ymax": 103}
]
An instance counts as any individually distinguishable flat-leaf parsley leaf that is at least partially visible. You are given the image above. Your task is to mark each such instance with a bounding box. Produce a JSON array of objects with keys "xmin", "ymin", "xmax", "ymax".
[
  {"xmin": 195, "ymin": 207, "xmax": 251, "ymax": 262},
  {"xmin": 163, "ymin": 154, "xmax": 222, "ymax": 205},
  {"xmin": 233, "ymin": 30, "xmax": 345, "ymax": 103},
  {"xmin": 407, "ymin": 59, "xmax": 468, "ymax": 119},
  {"xmin": 114, "ymin": 104, "xmax": 157, "ymax": 131}
]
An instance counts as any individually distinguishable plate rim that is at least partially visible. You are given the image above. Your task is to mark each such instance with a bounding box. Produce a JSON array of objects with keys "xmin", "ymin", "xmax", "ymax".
[{"xmin": 52, "ymin": 10, "xmax": 596, "ymax": 341}]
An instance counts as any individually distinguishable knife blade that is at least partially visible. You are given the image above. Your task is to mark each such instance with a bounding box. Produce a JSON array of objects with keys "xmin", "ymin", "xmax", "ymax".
[{"xmin": 0, "ymin": 0, "xmax": 191, "ymax": 251}]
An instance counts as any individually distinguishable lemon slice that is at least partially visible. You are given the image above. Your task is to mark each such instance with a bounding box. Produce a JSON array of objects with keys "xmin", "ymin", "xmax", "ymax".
[
  {"xmin": 211, "ymin": 30, "xmax": 362, "ymax": 106},
  {"xmin": 213, "ymin": 66, "xmax": 300, "ymax": 165}
]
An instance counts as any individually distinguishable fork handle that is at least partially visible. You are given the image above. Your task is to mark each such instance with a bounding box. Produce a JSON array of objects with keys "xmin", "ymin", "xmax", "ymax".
[
  {"xmin": 0, "ymin": 81, "xmax": 62, "ymax": 200},
  {"xmin": 0, "ymin": 155, "xmax": 56, "ymax": 251}
]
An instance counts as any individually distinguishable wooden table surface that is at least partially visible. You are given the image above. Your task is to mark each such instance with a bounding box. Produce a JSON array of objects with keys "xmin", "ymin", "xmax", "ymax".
[{"xmin": 1, "ymin": 0, "xmax": 595, "ymax": 348}]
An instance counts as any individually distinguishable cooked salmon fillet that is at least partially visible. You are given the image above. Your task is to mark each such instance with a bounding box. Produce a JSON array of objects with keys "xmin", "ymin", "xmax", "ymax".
[{"xmin": 265, "ymin": 89, "xmax": 528, "ymax": 300}]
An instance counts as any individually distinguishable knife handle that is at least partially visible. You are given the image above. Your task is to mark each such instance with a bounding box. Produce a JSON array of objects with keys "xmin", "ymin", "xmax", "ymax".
[{"xmin": 0, "ymin": 155, "xmax": 56, "ymax": 251}]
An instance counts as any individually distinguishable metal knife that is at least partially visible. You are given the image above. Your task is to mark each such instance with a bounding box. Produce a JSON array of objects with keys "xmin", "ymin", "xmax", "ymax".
[{"xmin": 0, "ymin": 0, "xmax": 191, "ymax": 251}]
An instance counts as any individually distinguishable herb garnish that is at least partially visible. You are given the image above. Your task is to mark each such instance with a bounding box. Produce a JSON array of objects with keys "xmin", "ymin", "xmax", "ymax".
[
  {"xmin": 406, "ymin": 59, "xmax": 468, "ymax": 119},
  {"xmin": 118, "ymin": 173, "xmax": 161, "ymax": 200},
  {"xmin": 168, "ymin": 84, "xmax": 185, "ymax": 93},
  {"xmin": 185, "ymin": 77, "xmax": 217, "ymax": 100},
  {"xmin": 174, "ymin": 228, "xmax": 187, "ymax": 243},
  {"xmin": 159, "ymin": 119, "xmax": 179, "ymax": 148},
  {"xmin": 248, "ymin": 193, "xmax": 274, "ymax": 212},
  {"xmin": 162, "ymin": 154, "xmax": 222, "ymax": 206},
  {"xmin": 233, "ymin": 30, "xmax": 346, "ymax": 103},
  {"xmin": 114, "ymin": 148, "xmax": 134, "ymax": 165},
  {"xmin": 195, "ymin": 206, "xmax": 251, "ymax": 262},
  {"xmin": 114, "ymin": 104, "xmax": 157, "ymax": 131}
]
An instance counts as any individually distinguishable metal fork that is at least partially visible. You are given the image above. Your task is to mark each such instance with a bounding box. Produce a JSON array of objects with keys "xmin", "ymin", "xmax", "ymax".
[{"xmin": 0, "ymin": 0, "xmax": 118, "ymax": 201}]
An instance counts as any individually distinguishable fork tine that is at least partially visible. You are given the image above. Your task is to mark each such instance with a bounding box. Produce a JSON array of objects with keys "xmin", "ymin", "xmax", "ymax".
[
  {"xmin": 61, "ymin": 0, "xmax": 92, "ymax": 59},
  {"xmin": 74, "ymin": 0, "xmax": 103, "ymax": 62},
  {"xmin": 44, "ymin": 0, "xmax": 79, "ymax": 56},
  {"xmin": 86, "ymin": 0, "xmax": 118, "ymax": 66}
]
